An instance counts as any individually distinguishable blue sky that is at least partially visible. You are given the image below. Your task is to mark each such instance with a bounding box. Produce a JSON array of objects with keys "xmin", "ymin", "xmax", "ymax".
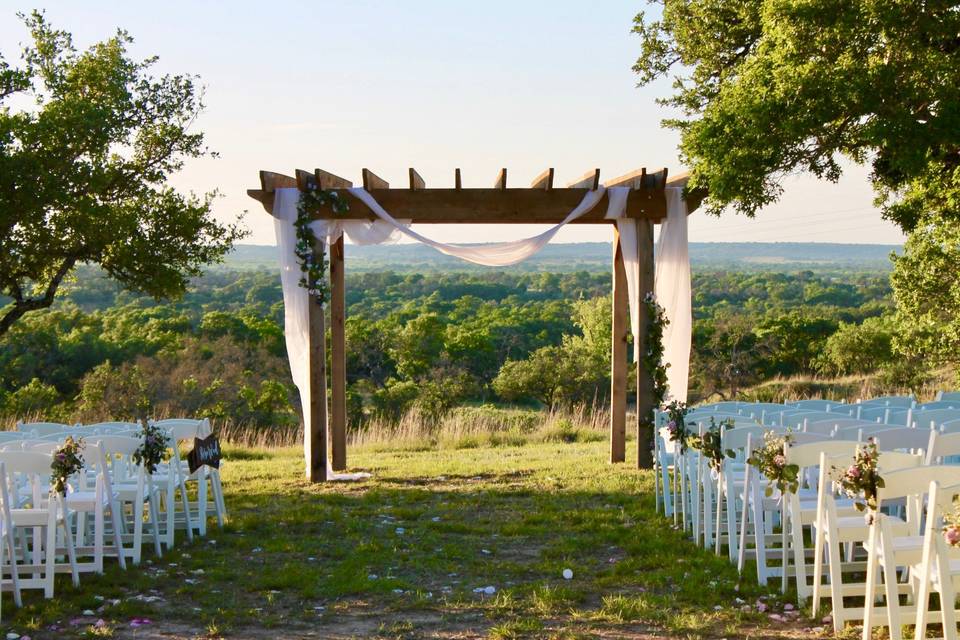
[{"xmin": 1, "ymin": 1, "xmax": 905, "ymax": 246}]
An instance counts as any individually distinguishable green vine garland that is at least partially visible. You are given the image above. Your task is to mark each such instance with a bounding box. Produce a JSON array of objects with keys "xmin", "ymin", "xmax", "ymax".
[
  {"xmin": 643, "ymin": 292, "xmax": 670, "ymax": 407},
  {"xmin": 295, "ymin": 186, "xmax": 350, "ymax": 305},
  {"xmin": 640, "ymin": 292, "xmax": 671, "ymax": 457}
]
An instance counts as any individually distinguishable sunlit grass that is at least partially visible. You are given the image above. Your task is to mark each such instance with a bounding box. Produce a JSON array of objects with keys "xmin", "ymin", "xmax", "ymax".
[{"xmin": 1, "ymin": 439, "xmax": 810, "ymax": 638}]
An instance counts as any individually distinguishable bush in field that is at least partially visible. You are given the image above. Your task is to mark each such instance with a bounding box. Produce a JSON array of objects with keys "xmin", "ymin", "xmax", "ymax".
[
  {"xmin": 76, "ymin": 362, "xmax": 151, "ymax": 421},
  {"xmin": 817, "ymin": 316, "xmax": 896, "ymax": 376},
  {"xmin": 4, "ymin": 378, "xmax": 62, "ymax": 419}
]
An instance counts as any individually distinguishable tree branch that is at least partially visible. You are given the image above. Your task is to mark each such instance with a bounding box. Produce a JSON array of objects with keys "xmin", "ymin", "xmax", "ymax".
[{"xmin": 0, "ymin": 257, "xmax": 76, "ymax": 337}]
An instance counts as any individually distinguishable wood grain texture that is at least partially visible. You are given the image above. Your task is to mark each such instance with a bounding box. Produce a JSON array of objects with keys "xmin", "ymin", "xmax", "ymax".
[
  {"xmin": 566, "ymin": 169, "xmax": 600, "ymax": 190},
  {"xmin": 530, "ymin": 168, "xmax": 555, "ymax": 190},
  {"xmin": 635, "ymin": 219, "xmax": 656, "ymax": 469},
  {"xmin": 330, "ymin": 236, "xmax": 347, "ymax": 472},
  {"xmin": 306, "ymin": 239, "xmax": 329, "ymax": 482},
  {"xmin": 610, "ymin": 228, "xmax": 628, "ymax": 464}
]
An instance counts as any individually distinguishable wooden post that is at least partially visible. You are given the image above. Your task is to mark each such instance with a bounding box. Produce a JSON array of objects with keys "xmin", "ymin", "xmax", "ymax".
[
  {"xmin": 610, "ymin": 228, "xmax": 628, "ymax": 463},
  {"xmin": 636, "ymin": 219, "xmax": 656, "ymax": 469},
  {"xmin": 330, "ymin": 236, "xmax": 347, "ymax": 471},
  {"xmin": 306, "ymin": 239, "xmax": 329, "ymax": 482}
]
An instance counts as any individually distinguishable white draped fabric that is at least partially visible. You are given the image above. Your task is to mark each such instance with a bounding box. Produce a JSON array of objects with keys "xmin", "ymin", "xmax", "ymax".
[
  {"xmin": 656, "ymin": 187, "xmax": 691, "ymax": 402},
  {"xmin": 271, "ymin": 183, "xmax": 693, "ymax": 463},
  {"xmin": 604, "ymin": 186, "xmax": 691, "ymax": 402}
]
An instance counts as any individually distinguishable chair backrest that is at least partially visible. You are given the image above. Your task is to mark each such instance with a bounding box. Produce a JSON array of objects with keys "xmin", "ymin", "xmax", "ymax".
[
  {"xmin": 785, "ymin": 439, "xmax": 859, "ymax": 468},
  {"xmin": 695, "ymin": 401, "xmax": 746, "ymax": 413},
  {"xmin": 917, "ymin": 401, "xmax": 960, "ymax": 411},
  {"xmin": 925, "ymin": 430, "xmax": 960, "ymax": 464},
  {"xmin": 876, "ymin": 450, "xmax": 925, "ymax": 474},
  {"xmin": 871, "ymin": 427, "xmax": 935, "ymax": 454},
  {"xmin": 785, "ymin": 431, "xmax": 834, "ymax": 445},
  {"xmin": 779, "ymin": 411, "xmax": 842, "ymax": 429},
  {"xmin": 722, "ymin": 425, "xmax": 787, "ymax": 451},
  {"xmin": 90, "ymin": 435, "xmax": 141, "ymax": 457},
  {"xmin": 152, "ymin": 418, "xmax": 209, "ymax": 441},
  {"xmin": 0, "ymin": 432, "xmax": 27, "ymax": 443},
  {"xmin": 937, "ymin": 391, "xmax": 960, "ymax": 403},
  {"xmin": 0, "ymin": 450, "xmax": 54, "ymax": 475},
  {"xmin": 82, "ymin": 421, "xmax": 142, "ymax": 433},
  {"xmin": 791, "ymin": 399, "xmax": 845, "ymax": 412},
  {"xmin": 28, "ymin": 441, "xmax": 61, "ymax": 454},
  {"xmin": 15, "ymin": 421, "xmax": 70, "ymax": 436},
  {"xmin": 806, "ymin": 418, "xmax": 876, "ymax": 434},
  {"xmin": 860, "ymin": 395, "xmax": 915, "ymax": 408},
  {"xmin": 835, "ymin": 424, "xmax": 900, "ymax": 440},
  {"xmin": 911, "ymin": 409, "xmax": 960, "ymax": 429},
  {"xmin": 736, "ymin": 403, "xmax": 790, "ymax": 422},
  {"xmin": 877, "ymin": 465, "xmax": 960, "ymax": 504}
]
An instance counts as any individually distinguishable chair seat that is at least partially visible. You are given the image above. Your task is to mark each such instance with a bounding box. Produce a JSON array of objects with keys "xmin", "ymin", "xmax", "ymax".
[
  {"xmin": 865, "ymin": 534, "xmax": 925, "ymax": 565},
  {"xmin": 9, "ymin": 509, "xmax": 51, "ymax": 527},
  {"xmin": 65, "ymin": 491, "xmax": 113, "ymax": 510}
]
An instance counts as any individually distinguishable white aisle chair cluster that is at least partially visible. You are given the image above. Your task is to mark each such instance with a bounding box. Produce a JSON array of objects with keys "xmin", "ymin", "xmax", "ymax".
[
  {"xmin": 0, "ymin": 417, "xmax": 226, "ymax": 611},
  {"xmin": 654, "ymin": 392, "xmax": 960, "ymax": 636}
]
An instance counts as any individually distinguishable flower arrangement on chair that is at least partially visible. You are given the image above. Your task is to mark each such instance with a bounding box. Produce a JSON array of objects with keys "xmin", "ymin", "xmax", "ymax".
[
  {"xmin": 746, "ymin": 430, "xmax": 800, "ymax": 496},
  {"xmin": 689, "ymin": 416, "xmax": 736, "ymax": 473},
  {"xmin": 50, "ymin": 436, "xmax": 84, "ymax": 495},
  {"xmin": 832, "ymin": 439, "xmax": 884, "ymax": 523},
  {"xmin": 663, "ymin": 400, "xmax": 693, "ymax": 454},
  {"xmin": 134, "ymin": 422, "xmax": 169, "ymax": 475}
]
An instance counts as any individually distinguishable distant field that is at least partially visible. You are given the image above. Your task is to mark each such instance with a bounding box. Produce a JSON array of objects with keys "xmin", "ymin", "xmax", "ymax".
[{"xmin": 226, "ymin": 242, "xmax": 900, "ymax": 272}]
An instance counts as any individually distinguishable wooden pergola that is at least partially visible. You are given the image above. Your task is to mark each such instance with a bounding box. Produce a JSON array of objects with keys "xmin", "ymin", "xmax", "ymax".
[{"xmin": 249, "ymin": 167, "xmax": 703, "ymax": 481}]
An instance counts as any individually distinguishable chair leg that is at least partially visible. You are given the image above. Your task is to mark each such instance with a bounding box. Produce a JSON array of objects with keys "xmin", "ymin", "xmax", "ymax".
[
  {"xmin": 5, "ymin": 522, "xmax": 21, "ymax": 608},
  {"xmin": 148, "ymin": 497, "xmax": 162, "ymax": 558},
  {"xmin": 178, "ymin": 470, "xmax": 194, "ymax": 543},
  {"xmin": 109, "ymin": 501, "xmax": 126, "ymax": 571},
  {"xmin": 198, "ymin": 471, "xmax": 208, "ymax": 536},
  {"xmin": 862, "ymin": 526, "xmax": 880, "ymax": 640},
  {"xmin": 212, "ymin": 471, "xmax": 226, "ymax": 525},
  {"xmin": 60, "ymin": 514, "xmax": 80, "ymax": 588},
  {"xmin": 94, "ymin": 504, "xmax": 104, "ymax": 574},
  {"xmin": 43, "ymin": 518, "xmax": 55, "ymax": 598}
]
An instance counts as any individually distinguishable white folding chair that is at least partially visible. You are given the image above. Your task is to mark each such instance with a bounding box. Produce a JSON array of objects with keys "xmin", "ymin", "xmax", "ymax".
[
  {"xmin": 811, "ymin": 450, "xmax": 923, "ymax": 634},
  {"xmin": 91, "ymin": 436, "xmax": 162, "ymax": 565},
  {"xmin": 0, "ymin": 452, "xmax": 78, "ymax": 598},
  {"xmin": 912, "ymin": 480, "xmax": 960, "ymax": 640},
  {"xmin": 862, "ymin": 466, "xmax": 960, "ymax": 640},
  {"xmin": 64, "ymin": 441, "xmax": 127, "ymax": 574},
  {"xmin": 153, "ymin": 418, "xmax": 225, "ymax": 539}
]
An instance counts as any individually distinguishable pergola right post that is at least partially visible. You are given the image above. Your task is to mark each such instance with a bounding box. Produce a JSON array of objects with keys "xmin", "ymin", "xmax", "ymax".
[{"xmin": 635, "ymin": 219, "xmax": 655, "ymax": 469}]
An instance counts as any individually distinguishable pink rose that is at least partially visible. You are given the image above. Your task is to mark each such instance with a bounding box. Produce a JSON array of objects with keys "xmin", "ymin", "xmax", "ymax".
[
  {"xmin": 773, "ymin": 454, "xmax": 786, "ymax": 468},
  {"xmin": 846, "ymin": 465, "xmax": 861, "ymax": 479},
  {"xmin": 945, "ymin": 526, "xmax": 960, "ymax": 547}
]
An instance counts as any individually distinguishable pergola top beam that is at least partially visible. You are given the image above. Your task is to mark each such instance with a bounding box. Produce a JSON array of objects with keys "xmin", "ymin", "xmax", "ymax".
[{"xmin": 248, "ymin": 167, "xmax": 702, "ymax": 221}]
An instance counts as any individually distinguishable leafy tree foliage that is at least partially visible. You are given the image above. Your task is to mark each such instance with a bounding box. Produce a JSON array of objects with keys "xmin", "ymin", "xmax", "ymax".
[
  {"xmin": 633, "ymin": 1, "xmax": 960, "ymax": 378},
  {"xmin": 0, "ymin": 12, "xmax": 245, "ymax": 336}
]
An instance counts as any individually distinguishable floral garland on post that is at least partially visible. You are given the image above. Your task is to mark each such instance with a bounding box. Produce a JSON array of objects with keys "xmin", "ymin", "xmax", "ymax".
[
  {"xmin": 832, "ymin": 439, "xmax": 884, "ymax": 523},
  {"xmin": 689, "ymin": 416, "xmax": 736, "ymax": 473},
  {"xmin": 294, "ymin": 186, "xmax": 350, "ymax": 305},
  {"xmin": 50, "ymin": 436, "xmax": 84, "ymax": 495},
  {"xmin": 133, "ymin": 422, "xmax": 169, "ymax": 475},
  {"xmin": 644, "ymin": 292, "xmax": 669, "ymax": 407},
  {"xmin": 746, "ymin": 431, "xmax": 800, "ymax": 497}
]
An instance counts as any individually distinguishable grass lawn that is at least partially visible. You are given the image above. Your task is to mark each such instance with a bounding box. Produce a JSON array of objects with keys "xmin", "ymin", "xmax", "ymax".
[{"xmin": 4, "ymin": 440, "xmax": 830, "ymax": 639}]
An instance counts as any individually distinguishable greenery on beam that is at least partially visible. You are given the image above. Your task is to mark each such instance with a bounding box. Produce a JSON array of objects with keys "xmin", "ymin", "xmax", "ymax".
[{"xmin": 294, "ymin": 187, "xmax": 349, "ymax": 305}]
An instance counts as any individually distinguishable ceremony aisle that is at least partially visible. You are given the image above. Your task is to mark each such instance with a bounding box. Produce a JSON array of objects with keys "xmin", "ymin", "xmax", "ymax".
[{"xmin": 2, "ymin": 440, "xmax": 818, "ymax": 640}]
